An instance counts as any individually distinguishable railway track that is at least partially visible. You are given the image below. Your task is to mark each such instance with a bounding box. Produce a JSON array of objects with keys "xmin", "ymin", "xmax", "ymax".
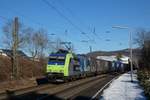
[
  {"xmin": 38, "ymin": 74, "xmax": 118, "ymax": 100},
  {"xmin": 0, "ymin": 83, "xmax": 57, "ymax": 100},
  {"xmin": 0, "ymin": 74, "xmax": 118, "ymax": 100}
]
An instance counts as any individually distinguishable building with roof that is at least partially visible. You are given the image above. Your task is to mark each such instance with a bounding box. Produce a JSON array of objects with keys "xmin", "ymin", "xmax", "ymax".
[
  {"xmin": 0, "ymin": 49, "xmax": 28, "ymax": 58},
  {"xmin": 96, "ymin": 55, "xmax": 129, "ymax": 72},
  {"xmin": 96, "ymin": 55, "xmax": 129, "ymax": 64}
]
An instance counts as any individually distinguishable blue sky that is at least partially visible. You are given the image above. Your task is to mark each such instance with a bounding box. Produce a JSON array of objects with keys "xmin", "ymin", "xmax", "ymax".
[{"xmin": 0, "ymin": 0, "xmax": 150, "ymax": 53}]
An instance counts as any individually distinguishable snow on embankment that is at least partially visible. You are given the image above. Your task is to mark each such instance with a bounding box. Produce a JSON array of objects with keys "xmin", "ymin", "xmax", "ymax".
[{"xmin": 101, "ymin": 72, "xmax": 147, "ymax": 100}]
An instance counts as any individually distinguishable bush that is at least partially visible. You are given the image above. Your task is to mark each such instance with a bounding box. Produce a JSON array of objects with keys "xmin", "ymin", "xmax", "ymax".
[
  {"xmin": 143, "ymin": 80, "xmax": 150, "ymax": 96},
  {"xmin": 137, "ymin": 70, "xmax": 150, "ymax": 98},
  {"xmin": 138, "ymin": 71, "xmax": 149, "ymax": 80}
]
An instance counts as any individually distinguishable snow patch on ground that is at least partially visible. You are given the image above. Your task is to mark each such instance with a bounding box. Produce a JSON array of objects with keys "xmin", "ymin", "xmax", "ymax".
[{"xmin": 100, "ymin": 72, "xmax": 147, "ymax": 100}]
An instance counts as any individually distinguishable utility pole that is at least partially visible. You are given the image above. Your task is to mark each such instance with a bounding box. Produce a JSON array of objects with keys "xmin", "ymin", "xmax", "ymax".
[
  {"xmin": 12, "ymin": 17, "xmax": 19, "ymax": 80},
  {"xmin": 129, "ymin": 31, "xmax": 133, "ymax": 82},
  {"xmin": 90, "ymin": 46, "xmax": 92, "ymax": 53},
  {"xmin": 112, "ymin": 26, "xmax": 133, "ymax": 82}
]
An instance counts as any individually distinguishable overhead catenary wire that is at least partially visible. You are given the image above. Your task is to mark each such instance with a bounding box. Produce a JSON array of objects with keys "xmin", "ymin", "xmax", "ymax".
[
  {"xmin": 93, "ymin": 27, "xmax": 101, "ymax": 40},
  {"xmin": 0, "ymin": 15, "xmax": 50, "ymax": 38},
  {"xmin": 42, "ymin": 0, "xmax": 91, "ymax": 40},
  {"xmin": 55, "ymin": 0, "xmax": 88, "ymax": 30},
  {"xmin": 1, "ymin": 1, "xmax": 95, "ymax": 52},
  {"xmin": 55, "ymin": 0, "xmax": 98, "ymax": 42},
  {"xmin": 0, "ymin": 5, "xmax": 80, "ymax": 52},
  {"xmin": 0, "ymin": 16, "xmax": 11, "ymax": 22},
  {"xmin": 12, "ymin": 10, "xmax": 45, "ymax": 28},
  {"xmin": 1, "ymin": 1, "xmax": 93, "ymax": 44},
  {"xmin": 0, "ymin": 9, "xmax": 60, "ymax": 38},
  {"xmin": 1, "ymin": 8, "xmax": 46, "ymax": 29}
]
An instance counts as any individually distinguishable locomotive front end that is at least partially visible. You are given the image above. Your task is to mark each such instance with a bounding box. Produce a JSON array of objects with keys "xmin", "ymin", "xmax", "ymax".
[{"xmin": 46, "ymin": 53, "xmax": 67, "ymax": 80}]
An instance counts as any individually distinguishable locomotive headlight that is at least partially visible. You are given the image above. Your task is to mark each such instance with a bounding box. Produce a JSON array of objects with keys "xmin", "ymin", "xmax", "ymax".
[
  {"xmin": 49, "ymin": 69, "xmax": 51, "ymax": 72},
  {"xmin": 60, "ymin": 70, "xmax": 64, "ymax": 73}
]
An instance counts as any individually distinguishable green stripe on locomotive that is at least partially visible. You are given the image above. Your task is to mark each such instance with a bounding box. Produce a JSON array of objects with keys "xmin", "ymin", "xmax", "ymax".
[{"xmin": 46, "ymin": 53, "xmax": 73, "ymax": 76}]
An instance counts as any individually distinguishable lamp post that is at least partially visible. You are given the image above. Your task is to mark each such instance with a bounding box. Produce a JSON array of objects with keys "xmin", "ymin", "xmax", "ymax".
[{"xmin": 112, "ymin": 26, "xmax": 133, "ymax": 82}]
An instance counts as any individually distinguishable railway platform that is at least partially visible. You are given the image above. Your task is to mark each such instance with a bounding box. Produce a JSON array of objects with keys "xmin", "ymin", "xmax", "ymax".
[{"xmin": 100, "ymin": 72, "xmax": 147, "ymax": 100}]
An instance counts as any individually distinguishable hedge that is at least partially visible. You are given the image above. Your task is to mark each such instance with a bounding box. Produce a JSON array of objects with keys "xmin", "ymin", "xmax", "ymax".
[{"xmin": 137, "ymin": 70, "xmax": 150, "ymax": 99}]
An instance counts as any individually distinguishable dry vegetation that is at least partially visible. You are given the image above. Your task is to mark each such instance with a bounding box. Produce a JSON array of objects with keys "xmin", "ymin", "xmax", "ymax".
[
  {"xmin": 0, "ymin": 55, "xmax": 47, "ymax": 92},
  {"xmin": 135, "ymin": 29, "xmax": 150, "ymax": 99},
  {"xmin": 0, "ymin": 55, "xmax": 46, "ymax": 81}
]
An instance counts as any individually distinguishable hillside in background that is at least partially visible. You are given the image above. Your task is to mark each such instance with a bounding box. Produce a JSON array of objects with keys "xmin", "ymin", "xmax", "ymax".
[{"xmin": 87, "ymin": 48, "xmax": 141, "ymax": 58}]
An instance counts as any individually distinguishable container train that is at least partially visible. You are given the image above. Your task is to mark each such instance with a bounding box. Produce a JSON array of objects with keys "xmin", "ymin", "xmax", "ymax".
[{"xmin": 46, "ymin": 49, "xmax": 128, "ymax": 81}]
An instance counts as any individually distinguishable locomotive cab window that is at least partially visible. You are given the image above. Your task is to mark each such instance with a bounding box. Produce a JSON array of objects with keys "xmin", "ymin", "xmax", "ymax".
[{"xmin": 48, "ymin": 56, "xmax": 66, "ymax": 65}]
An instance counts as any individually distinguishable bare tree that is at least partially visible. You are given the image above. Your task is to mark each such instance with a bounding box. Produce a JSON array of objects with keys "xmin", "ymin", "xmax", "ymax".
[
  {"xmin": 3, "ymin": 20, "xmax": 27, "ymax": 49},
  {"xmin": 135, "ymin": 29, "xmax": 150, "ymax": 69},
  {"xmin": 3, "ymin": 21, "xmax": 13, "ymax": 49},
  {"xmin": 134, "ymin": 29, "xmax": 146, "ymax": 47},
  {"xmin": 2, "ymin": 17, "xmax": 27, "ymax": 79},
  {"xmin": 25, "ymin": 28, "xmax": 49, "ymax": 61}
]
